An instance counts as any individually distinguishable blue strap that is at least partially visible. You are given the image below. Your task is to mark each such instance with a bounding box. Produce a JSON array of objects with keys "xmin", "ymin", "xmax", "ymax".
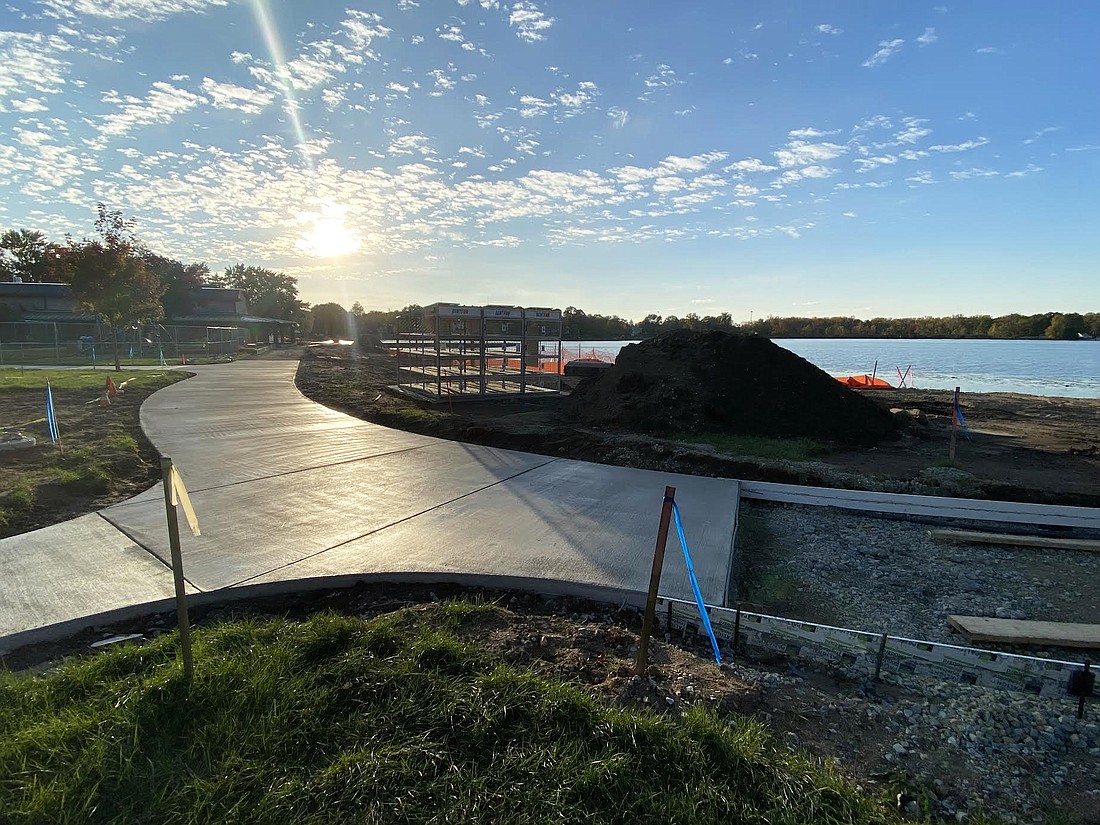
[
  {"xmin": 45, "ymin": 383, "xmax": 59, "ymax": 443},
  {"xmin": 954, "ymin": 401, "xmax": 973, "ymax": 441},
  {"xmin": 670, "ymin": 500, "xmax": 722, "ymax": 664}
]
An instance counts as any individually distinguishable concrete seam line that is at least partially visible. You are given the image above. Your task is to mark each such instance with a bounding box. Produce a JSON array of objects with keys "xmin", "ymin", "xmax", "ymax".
[
  {"xmin": 95, "ymin": 511, "xmax": 205, "ymax": 593},
  {"xmin": 106, "ymin": 442, "xmax": 442, "ymax": 509},
  {"xmin": 222, "ymin": 457, "xmax": 564, "ymax": 590}
]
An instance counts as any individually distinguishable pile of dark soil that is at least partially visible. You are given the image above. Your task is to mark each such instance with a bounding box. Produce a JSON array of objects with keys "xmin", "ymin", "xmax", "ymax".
[{"xmin": 567, "ymin": 330, "xmax": 898, "ymax": 446}]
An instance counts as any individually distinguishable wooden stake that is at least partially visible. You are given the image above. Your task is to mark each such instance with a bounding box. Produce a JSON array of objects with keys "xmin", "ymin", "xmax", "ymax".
[
  {"xmin": 636, "ymin": 485, "xmax": 676, "ymax": 676},
  {"xmin": 949, "ymin": 385, "xmax": 960, "ymax": 460},
  {"xmin": 160, "ymin": 456, "xmax": 194, "ymax": 681},
  {"xmin": 874, "ymin": 632, "xmax": 889, "ymax": 681}
]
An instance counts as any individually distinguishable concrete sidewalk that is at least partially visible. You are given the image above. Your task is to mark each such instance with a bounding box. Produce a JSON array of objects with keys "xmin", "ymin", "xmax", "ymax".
[{"xmin": 1, "ymin": 361, "xmax": 740, "ymax": 649}]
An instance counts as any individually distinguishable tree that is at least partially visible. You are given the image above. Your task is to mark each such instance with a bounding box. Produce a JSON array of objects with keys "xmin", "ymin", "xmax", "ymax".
[
  {"xmin": 310, "ymin": 302, "xmax": 351, "ymax": 340},
  {"xmin": 58, "ymin": 205, "xmax": 165, "ymax": 371},
  {"xmin": 0, "ymin": 229, "xmax": 61, "ymax": 282},
  {"xmin": 222, "ymin": 264, "xmax": 305, "ymax": 321},
  {"xmin": 144, "ymin": 254, "xmax": 209, "ymax": 318}
]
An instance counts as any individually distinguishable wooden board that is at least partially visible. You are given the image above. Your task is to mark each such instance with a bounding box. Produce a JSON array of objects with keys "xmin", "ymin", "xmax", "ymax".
[
  {"xmin": 947, "ymin": 616, "xmax": 1100, "ymax": 649},
  {"xmin": 929, "ymin": 528, "xmax": 1100, "ymax": 553},
  {"xmin": 739, "ymin": 480, "xmax": 1100, "ymax": 530}
]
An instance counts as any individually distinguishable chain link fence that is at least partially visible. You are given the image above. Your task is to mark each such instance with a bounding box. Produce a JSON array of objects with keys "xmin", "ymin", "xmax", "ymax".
[{"xmin": 0, "ymin": 322, "xmax": 248, "ymax": 367}]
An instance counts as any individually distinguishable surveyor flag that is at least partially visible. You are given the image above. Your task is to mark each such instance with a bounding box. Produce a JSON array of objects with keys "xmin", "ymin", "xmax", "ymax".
[{"xmin": 45, "ymin": 381, "xmax": 60, "ymax": 444}]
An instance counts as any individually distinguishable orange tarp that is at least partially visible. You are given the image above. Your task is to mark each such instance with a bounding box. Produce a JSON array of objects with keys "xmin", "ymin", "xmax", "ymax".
[{"xmin": 836, "ymin": 374, "xmax": 894, "ymax": 389}]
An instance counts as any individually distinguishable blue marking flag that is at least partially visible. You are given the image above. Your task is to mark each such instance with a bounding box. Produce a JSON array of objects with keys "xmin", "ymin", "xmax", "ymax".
[
  {"xmin": 45, "ymin": 381, "xmax": 60, "ymax": 444},
  {"xmin": 954, "ymin": 400, "xmax": 973, "ymax": 441},
  {"xmin": 669, "ymin": 499, "xmax": 722, "ymax": 664}
]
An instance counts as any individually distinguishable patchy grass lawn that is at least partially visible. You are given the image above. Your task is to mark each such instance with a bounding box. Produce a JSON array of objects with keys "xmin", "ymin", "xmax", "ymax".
[
  {"xmin": 0, "ymin": 369, "xmax": 189, "ymax": 537},
  {"xmin": 676, "ymin": 433, "xmax": 828, "ymax": 462},
  {"xmin": 0, "ymin": 603, "xmax": 916, "ymax": 825}
]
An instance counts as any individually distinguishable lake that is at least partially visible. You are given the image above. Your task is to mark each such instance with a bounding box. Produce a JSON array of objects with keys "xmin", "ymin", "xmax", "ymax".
[{"xmin": 558, "ymin": 338, "xmax": 1100, "ymax": 398}]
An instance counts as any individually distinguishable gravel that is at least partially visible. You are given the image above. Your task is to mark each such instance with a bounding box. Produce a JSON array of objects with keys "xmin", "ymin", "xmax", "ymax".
[{"xmin": 734, "ymin": 501, "xmax": 1100, "ymax": 822}]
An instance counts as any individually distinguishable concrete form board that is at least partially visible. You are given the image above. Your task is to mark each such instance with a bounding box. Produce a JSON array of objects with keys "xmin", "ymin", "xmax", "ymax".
[{"xmin": 0, "ymin": 514, "xmax": 185, "ymax": 640}]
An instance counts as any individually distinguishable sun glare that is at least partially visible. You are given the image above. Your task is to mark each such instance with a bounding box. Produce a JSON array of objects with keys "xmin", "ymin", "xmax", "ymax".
[{"xmin": 296, "ymin": 207, "xmax": 361, "ymax": 258}]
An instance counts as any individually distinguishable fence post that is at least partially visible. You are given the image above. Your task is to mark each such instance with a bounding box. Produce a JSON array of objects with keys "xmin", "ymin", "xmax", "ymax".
[
  {"xmin": 160, "ymin": 456, "xmax": 194, "ymax": 681},
  {"xmin": 636, "ymin": 485, "xmax": 676, "ymax": 676}
]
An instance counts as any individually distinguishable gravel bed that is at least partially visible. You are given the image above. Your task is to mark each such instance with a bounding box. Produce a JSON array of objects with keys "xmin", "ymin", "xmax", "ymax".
[
  {"xmin": 733, "ymin": 502, "xmax": 1100, "ymax": 822},
  {"xmin": 746, "ymin": 502, "xmax": 1100, "ymax": 651}
]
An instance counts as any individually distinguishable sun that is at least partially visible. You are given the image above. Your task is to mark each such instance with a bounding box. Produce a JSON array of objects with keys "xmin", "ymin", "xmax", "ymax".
[{"xmin": 296, "ymin": 206, "xmax": 361, "ymax": 257}]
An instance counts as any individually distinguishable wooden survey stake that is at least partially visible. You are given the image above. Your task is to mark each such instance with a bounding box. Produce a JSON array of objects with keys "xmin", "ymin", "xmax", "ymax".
[
  {"xmin": 636, "ymin": 485, "xmax": 676, "ymax": 676},
  {"xmin": 161, "ymin": 456, "xmax": 194, "ymax": 680}
]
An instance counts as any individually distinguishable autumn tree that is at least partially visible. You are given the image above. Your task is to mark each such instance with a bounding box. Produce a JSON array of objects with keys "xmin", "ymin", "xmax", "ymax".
[{"xmin": 57, "ymin": 205, "xmax": 165, "ymax": 371}]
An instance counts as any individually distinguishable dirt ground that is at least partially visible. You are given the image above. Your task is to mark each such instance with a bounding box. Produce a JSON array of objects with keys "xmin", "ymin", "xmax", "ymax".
[{"xmin": 295, "ymin": 346, "xmax": 1100, "ymax": 508}]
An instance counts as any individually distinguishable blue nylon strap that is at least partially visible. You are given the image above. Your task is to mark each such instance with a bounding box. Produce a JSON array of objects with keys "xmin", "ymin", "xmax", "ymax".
[
  {"xmin": 670, "ymin": 500, "xmax": 722, "ymax": 664},
  {"xmin": 954, "ymin": 401, "xmax": 973, "ymax": 440},
  {"xmin": 45, "ymin": 383, "xmax": 59, "ymax": 443}
]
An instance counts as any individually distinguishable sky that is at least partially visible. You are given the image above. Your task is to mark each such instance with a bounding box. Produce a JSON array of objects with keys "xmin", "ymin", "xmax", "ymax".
[{"xmin": 0, "ymin": 1, "xmax": 1097, "ymax": 321}]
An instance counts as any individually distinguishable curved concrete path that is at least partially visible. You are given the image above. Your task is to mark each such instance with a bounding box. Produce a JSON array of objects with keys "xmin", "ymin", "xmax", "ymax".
[{"xmin": 1, "ymin": 360, "xmax": 739, "ymax": 650}]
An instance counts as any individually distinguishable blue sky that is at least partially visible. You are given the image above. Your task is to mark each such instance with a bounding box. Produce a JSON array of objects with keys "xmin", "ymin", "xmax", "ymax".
[{"xmin": 0, "ymin": 0, "xmax": 1096, "ymax": 320}]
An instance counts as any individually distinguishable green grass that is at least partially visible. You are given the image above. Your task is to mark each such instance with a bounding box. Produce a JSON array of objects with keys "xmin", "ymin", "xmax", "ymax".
[
  {"xmin": 0, "ymin": 368, "xmax": 177, "ymax": 393},
  {"xmin": 677, "ymin": 434, "xmax": 827, "ymax": 462},
  {"xmin": 6, "ymin": 479, "xmax": 36, "ymax": 509},
  {"xmin": 0, "ymin": 604, "xmax": 910, "ymax": 825}
]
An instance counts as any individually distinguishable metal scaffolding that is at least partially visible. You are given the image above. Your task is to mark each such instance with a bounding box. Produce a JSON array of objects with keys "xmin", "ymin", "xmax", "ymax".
[{"xmin": 395, "ymin": 303, "xmax": 563, "ymax": 399}]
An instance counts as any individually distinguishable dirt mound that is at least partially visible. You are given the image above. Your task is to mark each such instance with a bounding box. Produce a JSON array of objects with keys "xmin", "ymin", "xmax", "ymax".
[{"xmin": 567, "ymin": 330, "xmax": 897, "ymax": 446}]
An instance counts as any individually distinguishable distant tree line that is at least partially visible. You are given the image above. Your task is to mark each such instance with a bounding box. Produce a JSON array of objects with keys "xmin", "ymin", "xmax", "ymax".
[{"xmin": 342, "ymin": 304, "xmax": 1099, "ymax": 342}]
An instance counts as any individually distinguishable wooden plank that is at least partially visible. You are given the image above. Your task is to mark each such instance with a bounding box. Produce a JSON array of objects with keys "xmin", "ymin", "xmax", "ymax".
[
  {"xmin": 929, "ymin": 528, "xmax": 1100, "ymax": 553},
  {"xmin": 739, "ymin": 480, "xmax": 1100, "ymax": 531},
  {"xmin": 947, "ymin": 616, "xmax": 1100, "ymax": 649}
]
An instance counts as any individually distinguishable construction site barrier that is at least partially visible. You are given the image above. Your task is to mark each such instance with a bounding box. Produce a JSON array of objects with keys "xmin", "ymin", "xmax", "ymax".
[{"xmin": 658, "ymin": 598, "xmax": 1089, "ymax": 700}]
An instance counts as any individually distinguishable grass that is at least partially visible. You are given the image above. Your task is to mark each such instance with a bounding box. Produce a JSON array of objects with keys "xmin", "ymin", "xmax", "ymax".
[
  {"xmin": 0, "ymin": 604, "xmax": 914, "ymax": 825},
  {"xmin": 0, "ymin": 369, "xmax": 188, "ymax": 537},
  {"xmin": 677, "ymin": 433, "xmax": 827, "ymax": 462},
  {"xmin": 0, "ymin": 368, "xmax": 182, "ymax": 393}
]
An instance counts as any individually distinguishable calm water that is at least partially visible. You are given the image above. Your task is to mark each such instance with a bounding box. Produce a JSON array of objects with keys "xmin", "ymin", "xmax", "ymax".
[{"xmin": 559, "ymin": 338, "xmax": 1100, "ymax": 398}]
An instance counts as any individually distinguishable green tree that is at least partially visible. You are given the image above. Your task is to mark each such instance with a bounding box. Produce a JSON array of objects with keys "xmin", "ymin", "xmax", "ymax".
[
  {"xmin": 144, "ymin": 254, "xmax": 209, "ymax": 318},
  {"xmin": 310, "ymin": 302, "xmax": 351, "ymax": 340},
  {"xmin": 222, "ymin": 264, "xmax": 305, "ymax": 321},
  {"xmin": 58, "ymin": 205, "xmax": 165, "ymax": 371},
  {"xmin": 0, "ymin": 229, "xmax": 61, "ymax": 283}
]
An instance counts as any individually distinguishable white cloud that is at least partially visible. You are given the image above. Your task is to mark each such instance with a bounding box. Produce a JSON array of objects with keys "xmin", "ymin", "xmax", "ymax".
[
  {"xmin": 928, "ymin": 137, "xmax": 989, "ymax": 153},
  {"xmin": 916, "ymin": 28, "xmax": 937, "ymax": 46},
  {"xmin": 862, "ymin": 39, "xmax": 904, "ymax": 68},
  {"xmin": 387, "ymin": 81, "xmax": 410, "ymax": 94},
  {"xmin": 774, "ymin": 140, "xmax": 846, "ymax": 167},
  {"xmin": 1005, "ymin": 164, "xmax": 1043, "ymax": 178},
  {"xmin": 39, "ymin": 0, "xmax": 227, "ymax": 21},
  {"xmin": 607, "ymin": 107, "xmax": 629, "ymax": 128},
  {"xmin": 976, "ymin": 46, "xmax": 1005, "ymax": 55},
  {"xmin": 510, "ymin": 1, "xmax": 554, "ymax": 43},
  {"xmin": 518, "ymin": 95, "xmax": 552, "ymax": 117},
  {"xmin": 949, "ymin": 167, "xmax": 999, "ymax": 180},
  {"xmin": 854, "ymin": 155, "xmax": 897, "ymax": 172},
  {"xmin": 906, "ymin": 171, "xmax": 936, "ymax": 186},
  {"xmin": 1023, "ymin": 126, "xmax": 1061, "ymax": 145},
  {"xmin": 724, "ymin": 158, "xmax": 777, "ymax": 173},
  {"xmin": 788, "ymin": 127, "xmax": 837, "ymax": 139},
  {"xmin": 94, "ymin": 81, "xmax": 204, "ymax": 144},
  {"xmin": 0, "ymin": 32, "xmax": 72, "ymax": 101},
  {"xmin": 200, "ymin": 77, "xmax": 274, "ymax": 115},
  {"xmin": 816, "ymin": 24, "xmax": 842, "ymax": 35}
]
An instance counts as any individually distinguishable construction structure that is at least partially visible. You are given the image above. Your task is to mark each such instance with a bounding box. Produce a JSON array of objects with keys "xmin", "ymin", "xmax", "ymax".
[{"xmin": 395, "ymin": 303, "xmax": 562, "ymax": 399}]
